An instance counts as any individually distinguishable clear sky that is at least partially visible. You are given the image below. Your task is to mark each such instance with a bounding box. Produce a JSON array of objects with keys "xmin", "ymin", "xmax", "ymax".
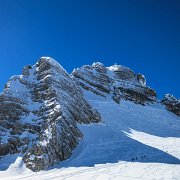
[{"xmin": 0, "ymin": 0, "xmax": 179, "ymax": 98}]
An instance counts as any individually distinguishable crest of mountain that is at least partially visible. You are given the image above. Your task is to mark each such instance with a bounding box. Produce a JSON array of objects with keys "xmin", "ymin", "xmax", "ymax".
[
  {"xmin": 0, "ymin": 57, "xmax": 179, "ymax": 172},
  {"xmin": 161, "ymin": 94, "xmax": 180, "ymax": 116},
  {"xmin": 72, "ymin": 62, "xmax": 156, "ymax": 105},
  {"xmin": 0, "ymin": 57, "xmax": 100, "ymax": 171}
]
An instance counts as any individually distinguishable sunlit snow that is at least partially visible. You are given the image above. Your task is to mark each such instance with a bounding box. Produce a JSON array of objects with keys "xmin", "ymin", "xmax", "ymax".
[{"xmin": 0, "ymin": 90, "xmax": 180, "ymax": 179}]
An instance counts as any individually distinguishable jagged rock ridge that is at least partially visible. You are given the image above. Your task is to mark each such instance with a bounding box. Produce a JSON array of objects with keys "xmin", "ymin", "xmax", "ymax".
[
  {"xmin": 161, "ymin": 94, "xmax": 180, "ymax": 116},
  {"xmin": 0, "ymin": 57, "xmax": 100, "ymax": 171},
  {"xmin": 72, "ymin": 62, "xmax": 156, "ymax": 105},
  {"xmin": 0, "ymin": 57, "xmax": 179, "ymax": 172}
]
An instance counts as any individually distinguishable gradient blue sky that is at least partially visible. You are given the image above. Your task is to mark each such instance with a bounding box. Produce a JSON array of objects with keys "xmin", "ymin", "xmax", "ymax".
[{"xmin": 0, "ymin": 0, "xmax": 179, "ymax": 98}]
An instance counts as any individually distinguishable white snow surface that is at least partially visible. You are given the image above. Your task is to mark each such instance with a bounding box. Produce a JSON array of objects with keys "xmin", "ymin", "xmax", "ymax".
[{"xmin": 1, "ymin": 90, "xmax": 180, "ymax": 179}]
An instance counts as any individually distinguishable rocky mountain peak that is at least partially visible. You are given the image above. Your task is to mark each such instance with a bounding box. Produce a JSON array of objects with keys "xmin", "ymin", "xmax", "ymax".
[
  {"xmin": 72, "ymin": 62, "xmax": 156, "ymax": 105},
  {"xmin": 36, "ymin": 57, "xmax": 68, "ymax": 74},
  {"xmin": 161, "ymin": 94, "xmax": 180, "ymax": 116},
  {"xmin": 0, "ymin": 57, "xmax": 179, "ymax": 173},
  {"xmin": 137, "ymin": 73, "xmax": 146, "ymax": 86},
  {"xmin": 0, "ymin": 57, "xmax": 101, "ymax": 171},
  {"xmin": 92, "ymin": 62, "xmax": 105, "ymax": 68},
  {"xmin": 107, "ymin": 64, "xmax": 136, "ymax": 81}
]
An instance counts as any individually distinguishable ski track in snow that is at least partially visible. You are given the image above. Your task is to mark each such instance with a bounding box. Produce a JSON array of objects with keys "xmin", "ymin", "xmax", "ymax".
[{"xmin": 0, "ymin": 91, "xmax": 180, "ymax": 180}]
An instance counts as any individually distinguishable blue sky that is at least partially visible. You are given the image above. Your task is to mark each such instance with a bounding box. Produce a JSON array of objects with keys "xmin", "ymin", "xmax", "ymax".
[{"xmin": 0, "ymin": 0, "xmax": 179, "ymax": 98}]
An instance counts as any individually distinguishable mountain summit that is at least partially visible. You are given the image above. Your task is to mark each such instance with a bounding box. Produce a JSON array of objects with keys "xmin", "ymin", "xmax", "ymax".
[
  {"xmin": 0, "ymin": 57, "xmax": 179, "ymax": 172},
  {"xmin": 0, "ymin": 57, "xmax": 100, "ymax": 171}
]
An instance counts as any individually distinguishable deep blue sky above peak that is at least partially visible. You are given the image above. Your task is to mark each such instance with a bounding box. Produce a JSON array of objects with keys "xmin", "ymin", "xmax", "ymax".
[{"xmin": 0, "ymin": 0, "xmax": 179, "ymax": 98}]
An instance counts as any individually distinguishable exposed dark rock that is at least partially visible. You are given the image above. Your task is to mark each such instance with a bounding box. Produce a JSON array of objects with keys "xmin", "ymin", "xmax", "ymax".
[
  {"xmin": 72, "ymin": 63, "xmax": 156, "ymax": 105},
  {"xmin": 0, "ymin": 143, "xmax": 11, "ymax": 156},
  {"xmin": 1, "ymin": 57, "xmax": 177, "ymax": 173},
  {"xmin": 137, "ymin": 73, "xmax": 146, "ymax": 86},
  {"xmin": 0, "ymin": 57, "xmax": 101, "ymax": 171},
  {"xmin": 72, "ymin": 62, "xmax": 111, "ymax": 97},
  {"xmin": 161, "ymin": 94, "xmax": 180, "ymax": 116}
]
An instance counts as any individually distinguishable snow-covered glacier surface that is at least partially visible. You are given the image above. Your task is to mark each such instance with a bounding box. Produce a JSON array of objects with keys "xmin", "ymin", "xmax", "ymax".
[{"xmin": 1, "ymin": 90, "xmax": 180, "ymax": 180}]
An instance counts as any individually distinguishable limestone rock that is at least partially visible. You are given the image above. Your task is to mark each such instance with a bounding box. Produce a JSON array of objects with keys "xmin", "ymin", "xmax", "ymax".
[
  {"xmin": 137, "ymin": 73, "xmax": 146, "ymax": 86},
  {"xmin": 161, "ymin": 94, "xmax": 180, "ymax": 116},
  {"xmin": 0, "ymin": 57, "xmax": 101, "ymax": 171},
  {"xmin": 72, "ymin": 63, "xmax": 156, "ymax": 105}
]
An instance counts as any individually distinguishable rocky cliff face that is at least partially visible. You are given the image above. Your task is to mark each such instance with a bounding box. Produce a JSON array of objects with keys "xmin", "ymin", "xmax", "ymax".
[
  {"xmin": 0, "ymin": 57, "xmax": 100, "ymax": 171},
  {"xmin": 72, "ymin": 62, "xmax": 156, "ymax": 105},
  {"xmin": 161, "ymin": 94, "xmax": 180, "ymax": 117},
  {"xmin": 0, "ymin": 58, "xmax": 179, "ymax": 172}
]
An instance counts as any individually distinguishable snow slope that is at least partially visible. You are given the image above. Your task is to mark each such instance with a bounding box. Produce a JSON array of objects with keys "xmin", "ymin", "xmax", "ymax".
[{"xmin": 0, "ymin": 90, "xmax": 180, "ymax": 179}]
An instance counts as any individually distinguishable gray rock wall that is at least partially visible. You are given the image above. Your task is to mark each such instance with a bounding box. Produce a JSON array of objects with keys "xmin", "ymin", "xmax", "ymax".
[
  {"xmin": 161, "ymin": 94, "xmax": 180, "ymax": 116},
  {"xmin": 0, "ymin": 57, "xmax": 101, "ymax": 171},
  {"xmin": 72, "ymin": 63, "xmax": 156, "ymax": 105}
]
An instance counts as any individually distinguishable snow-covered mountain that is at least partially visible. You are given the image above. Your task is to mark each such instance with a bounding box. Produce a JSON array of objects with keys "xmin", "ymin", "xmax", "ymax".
[
  {"xmin": 0, "ymin": 57, "xmax": 100, "ymax": 171},
  {"xmin": 72, "ymin": 62, "xmax": 156, "ymax": 104},
  {"xmin": 0, "ymin": 57, "xmax": 180, "ymax": 179}
]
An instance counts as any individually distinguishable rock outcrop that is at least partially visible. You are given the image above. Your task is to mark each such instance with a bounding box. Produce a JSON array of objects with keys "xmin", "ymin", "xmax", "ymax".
[
  {"xmin": 3, "ymin": 58, "xmax": 178, "ymax": 172},
  {"xmin": 0, "ymin": 57, "xmax": 101, "ymax": 171},
  {"xmin": 161, "ymin": 94, "xmax": 180, "ymax": 116},
  {"xmin": 72, "ymin": 63, "xmax": 156, "ymax": 105}
]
